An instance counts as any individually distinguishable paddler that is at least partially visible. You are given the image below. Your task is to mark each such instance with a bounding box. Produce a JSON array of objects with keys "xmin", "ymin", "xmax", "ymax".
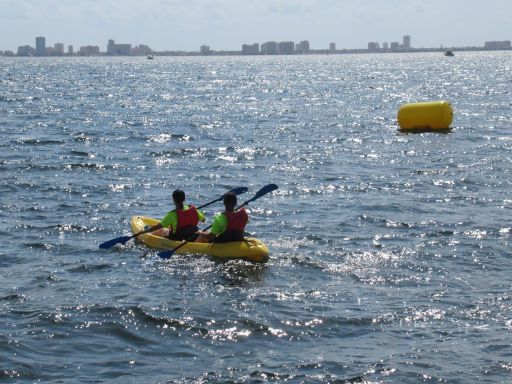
[
  {"xmin": 142, "ymin": 189, "xmax": 205, "ymax": 240},
  {"xmin": 196, "ymin": 192, "xmax": 248, "ymax": 243}
]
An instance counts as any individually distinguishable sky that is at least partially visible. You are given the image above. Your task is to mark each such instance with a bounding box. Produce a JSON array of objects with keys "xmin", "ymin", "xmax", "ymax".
[{"xmin": 1, "ymin": 0, "xmax": 511, "ymax": 52}]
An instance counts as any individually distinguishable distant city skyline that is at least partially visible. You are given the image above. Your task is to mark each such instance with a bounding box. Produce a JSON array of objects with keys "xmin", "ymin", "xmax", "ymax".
[
  {"xmin": 0, "ymin": 0, "xmax": 511, "ymax": 52},
  {"xmin": 5, "ymin": 35, "xmax": 511, "ymax": 57}
]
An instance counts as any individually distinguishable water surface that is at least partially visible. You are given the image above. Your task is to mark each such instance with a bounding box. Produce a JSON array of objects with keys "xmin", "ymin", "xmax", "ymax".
[{"xmin": 1, "ymin": 52, "xmax": 511, "ymax": 383}]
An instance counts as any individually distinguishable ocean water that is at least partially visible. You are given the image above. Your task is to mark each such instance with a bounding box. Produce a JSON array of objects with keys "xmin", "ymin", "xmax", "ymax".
[{"xmin": 1, "ymin": 52, "xmax": 511, "ymax": 383}]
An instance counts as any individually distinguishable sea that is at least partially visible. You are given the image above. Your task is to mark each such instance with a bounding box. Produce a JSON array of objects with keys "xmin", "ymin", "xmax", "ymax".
[{"xmin": 1, "ymin": 51, "xmax": 511, "ymax": 383}]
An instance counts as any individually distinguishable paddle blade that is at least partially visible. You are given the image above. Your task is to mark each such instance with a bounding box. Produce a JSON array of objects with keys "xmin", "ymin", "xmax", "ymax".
[
  {"xmin": 255, "ymin": 183, "xmax": 278, "ymax": 198},
  {"xmin": 228, "ymin": 187, "xmax": 249, "ymax": 196},
  {"xmin": 245, "ymin": 183, "xmax": 279, "ymax": 204},
  {"xmin": 99, "ymin": 235, "xmax": 132, "ymax": 249},
  {"xmin": 158, "ymin": 250, "xmax": 174, "ymax": 259}
]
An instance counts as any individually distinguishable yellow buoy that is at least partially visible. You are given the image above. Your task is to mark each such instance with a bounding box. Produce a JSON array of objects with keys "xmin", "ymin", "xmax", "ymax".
[{"xmin": 397, "ymin": 101, "xmax": 453, "ymax": 130}]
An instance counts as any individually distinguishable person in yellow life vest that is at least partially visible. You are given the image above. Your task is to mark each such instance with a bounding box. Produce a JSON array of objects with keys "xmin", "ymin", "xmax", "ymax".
[
  {"xmin": 142, "ymin": 189, "xmax": 205, "ymax": 241},
  {"xmin": 196, "ymin": 192, "xmax": 248, "ymax": 243}
]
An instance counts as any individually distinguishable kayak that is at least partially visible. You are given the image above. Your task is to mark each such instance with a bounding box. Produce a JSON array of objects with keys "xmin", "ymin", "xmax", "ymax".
[{"xmin": 130, "ymin": 216, "xmax": 269, "ymax": 263}]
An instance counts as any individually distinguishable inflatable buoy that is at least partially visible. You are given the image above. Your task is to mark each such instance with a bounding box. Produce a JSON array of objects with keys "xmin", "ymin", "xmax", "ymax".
[{"xmin": 397, "ymin": 101, "xmax": 453, "ymax": 130}]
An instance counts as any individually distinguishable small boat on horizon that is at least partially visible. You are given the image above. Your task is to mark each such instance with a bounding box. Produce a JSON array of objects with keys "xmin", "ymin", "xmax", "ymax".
[
  {"xmin": 147, "ymin": 55, "xmax": 154, "ymax": 59},
  {"xmin": 444, "ymin": 50, "xmax": 454, "ymax": 57}
]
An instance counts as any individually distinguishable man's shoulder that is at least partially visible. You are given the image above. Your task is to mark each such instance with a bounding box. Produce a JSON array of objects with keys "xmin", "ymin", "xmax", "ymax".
[
  {"xmin": 163, "ymin": 209, "xmax": 177, "ymax": 218},
  {"xmin": 213, "ymin": 212, "xmax": 227, "ymax": 220}
]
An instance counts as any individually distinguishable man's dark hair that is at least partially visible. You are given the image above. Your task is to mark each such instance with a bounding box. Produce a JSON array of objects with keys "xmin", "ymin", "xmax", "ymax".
[
  {"xmin": 172, "ymin": 189, "xmax": 185, "ymax": 203},
  {"xmin": 223, "ymin": 192, "xmax": 237, "ymax": 209}
]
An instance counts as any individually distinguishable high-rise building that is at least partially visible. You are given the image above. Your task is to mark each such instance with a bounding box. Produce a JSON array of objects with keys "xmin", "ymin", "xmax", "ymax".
[
  {"xmin": 329, "ymin": 42, "xmax": 336, "ymax": 52},
  {"xmin": 242, "ymin": 43, "xmax": 259, "ymax": 55},
  {"xmin": 261, "ymin": 41, "xmax": 278, "ymax": 55},
  {"xmin": 368, "ymin": 42, "xmax": 380, "ymax": 51},
  {"xmin": 403, "ymin": 35, "xmax": 411, "ymax": 49},
  {"xmin": 68, "ymin": 45, "xmax": 74, "ymax": 55},
  {"xmin": 107, "ymin": 39, "xmax": 115, "ymax": 55},
  {"xmin": 200, "ymin": 45, "xmax": 211, "ymax": 55},
  {"xmin": 78, "ymin": 46, "xmax": 100, "ymax": 56},
  {"xmin": 295, "ymin": 40, "xmax": 309, "ymax": 53},
  {"xmin": 54, "ymin": 43, "xmax": 64, "ymax": 55},
  {"xmin": 107, "ymin": 39, "xmax": 132, "ymax": 55},
  {"xmin": 132, "ymin": 45, "xmax": 152, "ymax": 56},
  {"xmin": 17, "ymin": 45, "xmax": 36, "ymax": 56},
  {"xmin": 484, "ymin": 40, "xmax": 511, "ymax": 49},
  {"xmin": 277, "ymin": 41, "xmax": 295, "ymax": 54},
  {"xmin": 115, "ymin": 44, "xmax": 132, "ymax": 55},
  {"xmin": 35, "ymin": 36, "xmax": 46, "ymax": 56}
]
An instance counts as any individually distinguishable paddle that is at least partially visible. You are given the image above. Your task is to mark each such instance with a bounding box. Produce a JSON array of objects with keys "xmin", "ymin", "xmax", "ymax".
[
  {"xmin": 98, "ymin": 187, "xmax": 248, "ymax": 249},
  {"xmin": 158, "ymin": 183, "xmax": 279, "ymax": 259}
]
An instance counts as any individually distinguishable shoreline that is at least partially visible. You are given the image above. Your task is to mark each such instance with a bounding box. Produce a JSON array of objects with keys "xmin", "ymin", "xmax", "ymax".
[{"xmin": 2, "ymin": 47, "xmax": 512, "ymax": 58}]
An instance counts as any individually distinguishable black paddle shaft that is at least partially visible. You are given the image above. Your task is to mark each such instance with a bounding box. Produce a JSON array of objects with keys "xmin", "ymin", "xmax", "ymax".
[{"xmin": 99, "ymin": 187, "xmax": 248, "ymax": 249}]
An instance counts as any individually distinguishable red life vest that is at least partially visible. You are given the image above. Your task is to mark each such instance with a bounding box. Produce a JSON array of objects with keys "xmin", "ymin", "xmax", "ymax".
[
  {"xmin": 176, "ymin": 205, "xmax": 200, "ymax": 231},
  {"xmin": 225, "ymin": 208, "xmax": 248, "ymax": 232}
]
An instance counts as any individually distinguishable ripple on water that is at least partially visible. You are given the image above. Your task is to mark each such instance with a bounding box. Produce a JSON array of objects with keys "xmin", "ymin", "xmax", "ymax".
[{"xmin": 2, "ymin": 53, "xmax": 512, "ymax": 383}]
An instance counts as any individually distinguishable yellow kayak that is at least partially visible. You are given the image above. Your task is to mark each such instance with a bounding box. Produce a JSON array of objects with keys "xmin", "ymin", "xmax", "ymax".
[{"xmin": 130, "ymin": 216, "xmax": 269, "ymax": 263}]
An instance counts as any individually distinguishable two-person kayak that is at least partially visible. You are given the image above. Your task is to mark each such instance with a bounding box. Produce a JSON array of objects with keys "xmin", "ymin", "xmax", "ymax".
[{"xmin": 131, "ymin": 216, "xmax": 269, "ymax": 263}]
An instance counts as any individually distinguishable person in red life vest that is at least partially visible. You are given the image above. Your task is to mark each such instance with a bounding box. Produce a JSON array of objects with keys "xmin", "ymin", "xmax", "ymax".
[
  {"xmin": 142, "ymin": 189, "xmax": 205, "ymax": 241},
  {"xmin": 196, "ymin": 192, "xmax": 248, "ymax": 243}
]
